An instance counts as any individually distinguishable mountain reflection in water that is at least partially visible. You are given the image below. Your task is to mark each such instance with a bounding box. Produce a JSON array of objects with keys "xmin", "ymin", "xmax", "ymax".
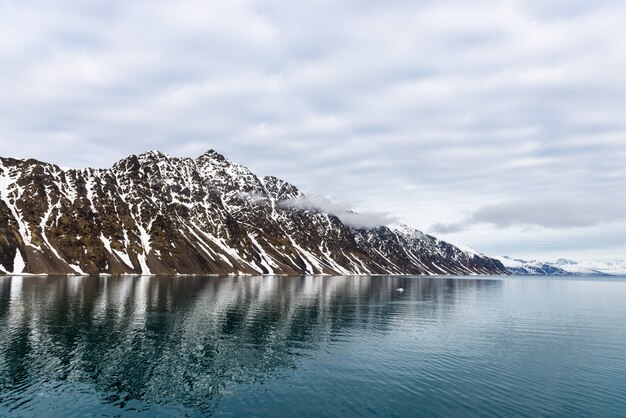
[{"xmin": 1, "ymin": 275, "xmax": 625, "ymax": 417}]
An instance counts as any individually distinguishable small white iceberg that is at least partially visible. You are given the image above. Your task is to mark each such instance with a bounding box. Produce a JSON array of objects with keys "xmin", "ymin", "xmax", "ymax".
[{"xmin": 396, "ymin": 288, "xmax": 404, "ymax": 292}]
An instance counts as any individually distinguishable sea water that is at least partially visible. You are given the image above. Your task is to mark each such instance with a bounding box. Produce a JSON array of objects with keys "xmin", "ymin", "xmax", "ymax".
[{"xmin": 1, "ymin": 275, "xmax": 625, "ymax": 417}]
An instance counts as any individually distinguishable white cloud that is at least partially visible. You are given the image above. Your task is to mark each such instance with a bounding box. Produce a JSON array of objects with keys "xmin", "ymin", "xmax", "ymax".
[
  {"xmin": 279, "ymin": 195, "xmax": 397, "ymax": 229},
  {"xmin": 1, "ymin": 0, "xmax": 625, "ymax": 260}
]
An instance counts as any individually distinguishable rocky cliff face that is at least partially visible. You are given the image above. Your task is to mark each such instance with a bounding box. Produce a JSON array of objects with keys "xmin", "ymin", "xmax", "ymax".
[{"xmin": 0, "ymin": 150, "xmax": 507, "ymax": 276}]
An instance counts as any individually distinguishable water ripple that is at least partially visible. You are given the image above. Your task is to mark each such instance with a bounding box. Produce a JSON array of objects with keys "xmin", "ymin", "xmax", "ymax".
[{"xmin": 1, "ymin": 275, "xmax": 626, "ymax": 417}]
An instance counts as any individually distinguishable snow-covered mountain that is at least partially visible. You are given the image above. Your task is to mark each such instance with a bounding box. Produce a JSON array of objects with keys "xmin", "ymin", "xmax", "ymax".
[
  {"xmin": 552, "ymin": 258, "xmax": 626, "ymax": 276},
  {"xmin": 495, "ymin": 256, "xmax": 626, "ymax": 276},
  {"xmin": 495, "ymin": 256, "xmax": 572, "ymax": 276},
  {"xmin": 0, "ymin": 150, "xmax": 508, "ymax": 276}
]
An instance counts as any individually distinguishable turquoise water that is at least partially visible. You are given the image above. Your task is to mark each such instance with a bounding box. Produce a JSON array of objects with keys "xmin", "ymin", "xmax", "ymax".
[{"xmin": 1, "ymin": 275, "xmax": 625, "ymax": 417}]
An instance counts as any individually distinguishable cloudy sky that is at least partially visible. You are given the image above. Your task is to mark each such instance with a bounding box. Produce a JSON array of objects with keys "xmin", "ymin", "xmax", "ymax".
[{"xmin": 1, "ymin": 0, "xmax": 625, "ymax": 261}]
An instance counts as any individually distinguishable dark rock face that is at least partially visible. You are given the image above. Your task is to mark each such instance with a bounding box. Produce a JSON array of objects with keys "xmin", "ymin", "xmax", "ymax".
[{"xmin": 0, "ymin": 150, "xmax": 508, "ymax": 276}]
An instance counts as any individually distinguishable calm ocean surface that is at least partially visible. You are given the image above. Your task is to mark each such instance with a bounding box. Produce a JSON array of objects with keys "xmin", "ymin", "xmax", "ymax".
[{"xmin": 1, "ymin": 275, "xmax": 625, "ymax": 417}]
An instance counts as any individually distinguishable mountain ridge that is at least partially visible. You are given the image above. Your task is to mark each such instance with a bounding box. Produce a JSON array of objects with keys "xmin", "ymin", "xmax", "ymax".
[
  {"xmin": 494, "ymin": 256, "xmax": 626, "ymax": 276},
  {"xmin": 0, "ymin": 150, "xmax": 508, "ymax": 276}
]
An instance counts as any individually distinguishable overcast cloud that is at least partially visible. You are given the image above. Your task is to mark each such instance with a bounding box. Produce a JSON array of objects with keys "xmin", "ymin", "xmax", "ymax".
[
  {"xmin": 1, "ymin": 0, "xmax": 625, "ymax": 261},
  {"xmin": 432, "ymin": 198, "xmax": 626, "ymax": 232}
]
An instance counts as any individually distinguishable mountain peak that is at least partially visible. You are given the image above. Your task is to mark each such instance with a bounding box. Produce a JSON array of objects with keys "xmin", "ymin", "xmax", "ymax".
[
  {"xmin": 195, "ymin": 149, "xmax": 265, "ymax": 194},
  {"xmin": 390, "ymin": 222, "xmax": 424, "ymax": 238},
  {"xmin": 137, "ymin": 150, "xmax": 172, "ymax": 163},
  {"xmin": 262, "ymin": 175, "xmax": 301, "ymax": 201},
  {"xmin": 198, "ymin": 149, "xmax": 228, "ymax": 162}
]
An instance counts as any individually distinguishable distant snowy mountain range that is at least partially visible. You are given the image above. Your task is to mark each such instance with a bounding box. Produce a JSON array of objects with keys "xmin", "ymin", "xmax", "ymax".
[{"xmin": 494, "ymin": 256, "xmax": 626, "ymax": 276}]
